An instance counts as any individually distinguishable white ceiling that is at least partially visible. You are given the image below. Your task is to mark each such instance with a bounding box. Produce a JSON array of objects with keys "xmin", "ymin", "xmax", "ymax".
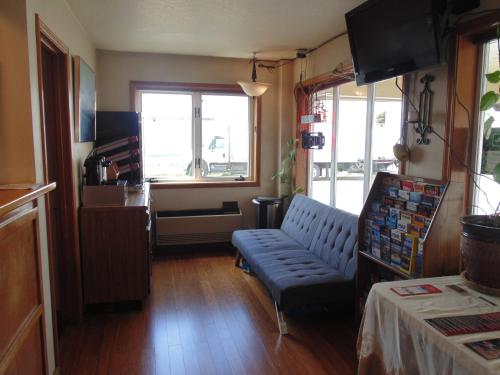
[{"xmin": 66, "ymin": 0, "xmax": 365, "ymax": 60}]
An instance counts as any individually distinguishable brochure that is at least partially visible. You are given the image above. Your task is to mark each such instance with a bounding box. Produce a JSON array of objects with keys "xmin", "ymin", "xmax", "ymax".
[
  {"xmin": 391, "ymin": 284, "xmax": 442, "ymax": 297},
  {"xmin": 426, "ymin": 312, "xmax": 500, "ymax": 336},
  {"xmin": 465, "ymin": 338, "xmax": 500, "ymax": 360}
]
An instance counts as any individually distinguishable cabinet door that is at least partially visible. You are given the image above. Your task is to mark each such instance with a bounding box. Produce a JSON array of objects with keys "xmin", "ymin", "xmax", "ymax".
[{"xmin": 81, "ymin": 208, "xmax": 148, "ymax": 304}]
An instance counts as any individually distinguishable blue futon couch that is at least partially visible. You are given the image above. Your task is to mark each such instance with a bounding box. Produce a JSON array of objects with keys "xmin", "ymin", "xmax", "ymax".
[{"xmin": 232, "ymin": 194, "xmax": 358, "ymax": 334}]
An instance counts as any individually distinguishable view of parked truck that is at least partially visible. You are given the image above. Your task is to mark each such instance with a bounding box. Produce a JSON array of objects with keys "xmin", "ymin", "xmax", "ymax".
[{"xmin": 186, "ymin": 95, "xmax": 250, "ymax": 177}]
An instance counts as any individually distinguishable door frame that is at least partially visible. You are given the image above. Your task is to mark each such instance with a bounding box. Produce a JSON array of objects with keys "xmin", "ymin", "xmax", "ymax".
[{"xmin": 35, "ymin": 14, "xmax": 83, "ymax": 365}]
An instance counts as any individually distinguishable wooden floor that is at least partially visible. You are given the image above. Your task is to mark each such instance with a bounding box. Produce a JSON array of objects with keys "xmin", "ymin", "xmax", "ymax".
[{"xmin": 60, "ymin": 250, "xmax": 358, "ymax": 375}]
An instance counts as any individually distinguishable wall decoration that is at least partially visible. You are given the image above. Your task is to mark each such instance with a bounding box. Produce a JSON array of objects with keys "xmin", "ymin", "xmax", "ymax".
[{"xmin": 73, "ymin": 56, "xmax": 96, "ymax": 142}]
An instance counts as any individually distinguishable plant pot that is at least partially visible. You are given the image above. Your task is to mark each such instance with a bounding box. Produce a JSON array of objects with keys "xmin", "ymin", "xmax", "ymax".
[{"xmin": 460, "ymin": 215, "xmax": 500, "ymax": 289}]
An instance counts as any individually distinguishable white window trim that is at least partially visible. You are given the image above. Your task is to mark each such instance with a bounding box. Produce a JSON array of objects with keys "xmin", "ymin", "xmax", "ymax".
[{"xmin": 135, "ymin": 87, "xmax": 257, "ymax": 185}]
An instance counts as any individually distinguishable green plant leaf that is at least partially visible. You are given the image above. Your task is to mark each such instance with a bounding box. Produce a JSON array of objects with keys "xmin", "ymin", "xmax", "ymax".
[
  {"xmin": 480, "ymin": 91, "xmax": 500, "ymax": 111},
  {"xmin": 486, "ymin": 70, "xmax": 500, "ymax": 84},
  {"xmin": 274, "ymin": 138, "xmax": 299, "ymax": 193},
  {"xmin": 293, "ymin": 186, "xmax": 305, "ymax": 194},
  {"xmin": 484, "ymin": 116, "xmax": 495, "ymax": 140},
  {"xmin": 494, "ymin": 163, "xmax": 500, "ymax": 183},
  {"xmin": 272, "ymin": 168, "xmax": 285, "ymax": 180}
]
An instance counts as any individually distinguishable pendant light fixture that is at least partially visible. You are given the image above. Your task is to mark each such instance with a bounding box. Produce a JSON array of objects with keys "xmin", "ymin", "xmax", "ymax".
[{"xmin": 237, "ymin": 52, "xmax": 271, "ymax": 97}]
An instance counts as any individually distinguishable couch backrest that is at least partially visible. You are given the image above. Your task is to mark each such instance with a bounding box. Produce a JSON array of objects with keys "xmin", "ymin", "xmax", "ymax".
[
  {"xmin": 308, "ymin": 206, "xmax": 358, "ymax": 280},
  {"xmin": 280, "ymin": 194, "xmax": 327, "ymax": 249}
]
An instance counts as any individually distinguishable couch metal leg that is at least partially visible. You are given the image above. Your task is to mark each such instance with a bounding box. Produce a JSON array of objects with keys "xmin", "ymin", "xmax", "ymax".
[
  {"xmin": 275, "ymin": 301, "xmax": 288, "ymax": 335},
  {"xmin": 234, "ymin": 250, "xmax": 242, "ymax": 268}
]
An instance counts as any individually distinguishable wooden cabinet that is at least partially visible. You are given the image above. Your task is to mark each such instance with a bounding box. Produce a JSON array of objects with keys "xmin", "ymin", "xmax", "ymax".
[
  {"xmin": 80, "ymin": 184, "xmax": 151, "ymax": 304},
  {"xmin": 0, "ymin": 183, "xmax": 56, "ymax": 375},
  {"xmin": 356, "ymin": 173, "xmax": 462, "ymax": 316}
]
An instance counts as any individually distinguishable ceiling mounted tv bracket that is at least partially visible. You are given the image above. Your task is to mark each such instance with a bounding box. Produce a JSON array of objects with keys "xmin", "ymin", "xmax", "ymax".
[{"xmin": 408, "ymin": 74, "xmax": 434, "ymax": 145}]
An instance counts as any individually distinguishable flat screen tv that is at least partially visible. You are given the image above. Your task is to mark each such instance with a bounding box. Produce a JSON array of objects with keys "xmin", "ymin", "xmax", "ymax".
[{"xmin": 345, "ymin": 0, "xmax": 444, "ymax": 85}]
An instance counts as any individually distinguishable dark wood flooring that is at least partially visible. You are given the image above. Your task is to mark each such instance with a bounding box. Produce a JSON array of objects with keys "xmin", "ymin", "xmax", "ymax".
[{"xmin": 59, "ymin": 250, "xmax": 358, "ymax": 375}]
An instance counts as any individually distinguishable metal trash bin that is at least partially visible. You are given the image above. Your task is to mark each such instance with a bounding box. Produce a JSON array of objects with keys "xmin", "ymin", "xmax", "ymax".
[{"xmin": 252, "ymin": 196, "xmax": 282, "ymax": 229}]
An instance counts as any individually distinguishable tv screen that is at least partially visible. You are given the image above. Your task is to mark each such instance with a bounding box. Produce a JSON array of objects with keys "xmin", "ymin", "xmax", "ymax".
[{"xmin": 346, "ymin": 0, "xmax": 443, "ymax": 85}]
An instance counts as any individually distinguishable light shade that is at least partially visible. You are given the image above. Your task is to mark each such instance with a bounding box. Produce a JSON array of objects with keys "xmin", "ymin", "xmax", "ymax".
[{"xmin": 237, "ymin": 81, "xmax": 271, "ymax": 97}]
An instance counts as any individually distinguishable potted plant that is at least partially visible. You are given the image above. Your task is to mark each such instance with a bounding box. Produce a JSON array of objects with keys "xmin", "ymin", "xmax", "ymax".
[
  {"xmin": 273, "ymin": 138, "xmax": 304, "ymax": 221},
  {"xmin": 460, "ymin": 31, "xmax": 500, "ymax": 290}
]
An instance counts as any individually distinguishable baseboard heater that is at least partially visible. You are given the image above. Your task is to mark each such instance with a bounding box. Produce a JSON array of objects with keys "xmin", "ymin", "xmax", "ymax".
[{"xmin": 155, "ymin": 202, "xmax": 242, "ymax": 246}]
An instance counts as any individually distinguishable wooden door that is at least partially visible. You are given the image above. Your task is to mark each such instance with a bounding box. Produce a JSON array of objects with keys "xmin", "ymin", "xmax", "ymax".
[{"xmin": 35, "ymin": 15, "xmax": 83, "ymax": 369}]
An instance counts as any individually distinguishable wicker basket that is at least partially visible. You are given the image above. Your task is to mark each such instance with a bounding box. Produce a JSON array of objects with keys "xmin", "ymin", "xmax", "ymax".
[{"xmin": 460, "ymin": 216, "xmax": 500, "ymax": 290}]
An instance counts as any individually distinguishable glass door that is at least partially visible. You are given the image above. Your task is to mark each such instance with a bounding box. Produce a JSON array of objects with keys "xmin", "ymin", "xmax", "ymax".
[
  {"xmin": 370, "ymin": 78, "xmax": 404, "ymax": 185},
  {"xmin": 308, "ymin": 78, "xmax": 403, "ymax": 215},
  {"xmin": 335, "ymin": 82, "xmax": 368, "ymax": 214}
]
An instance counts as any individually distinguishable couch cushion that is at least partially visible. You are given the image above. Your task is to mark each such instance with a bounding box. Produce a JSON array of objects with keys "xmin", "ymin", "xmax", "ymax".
[
  {"xmin": 308, "ymin": 208, "xmax": 358, "ymax": 280},
  {"xmin": 232, "ymin": 229, "xmax": 304, "ymax": 263},
  {"xmin": 250, "ymin": 250, "xmax": 354, "ymax": 309},
  {"xmin": 280, "ymin": 194, "xmax": 328, "ymax": 249}
]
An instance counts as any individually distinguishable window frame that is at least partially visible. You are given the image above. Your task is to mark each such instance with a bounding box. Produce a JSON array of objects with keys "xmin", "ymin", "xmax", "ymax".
[
  {"xmin": 470, "ymin": 38, "xmax": 499, "ymax": 214},
  {"xmin": 130, "ymin": 81, "xmax": 261, "ymax": 189},
  {"xmin": 443, "ymin": 12, "xmax": 500, "ymax": 214}
]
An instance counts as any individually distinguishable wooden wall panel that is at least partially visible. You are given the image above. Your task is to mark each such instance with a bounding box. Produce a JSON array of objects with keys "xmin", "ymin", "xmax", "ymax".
[
  {"xmin": 0, "ymin": 207, "xmax": 39, "ymax": 359},
  {"xmin": 0, "ymin": 184, "xmax": 55, "ymax": 375},
  {"xmin": 4, "ymin": 322, "xmax": 44, "ymax": 375},
  {"xmin": 424, "ymin": 181, "xmax": 464, "ymax": 276}
]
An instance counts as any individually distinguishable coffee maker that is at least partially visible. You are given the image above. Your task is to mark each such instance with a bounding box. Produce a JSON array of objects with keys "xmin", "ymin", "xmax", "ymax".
[{"xmin": 84, "ymin": 152, "xmax": 111, "ymax": 185}]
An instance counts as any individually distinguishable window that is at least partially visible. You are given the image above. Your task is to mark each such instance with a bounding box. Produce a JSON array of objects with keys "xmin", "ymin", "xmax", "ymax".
[
  {"xmin": 473, "ymin": 39, "xmax": 500, "ymax": 215},
  {"xmin": 133, "ymin": 82, "xmax": 257, "ymax": 185},
  {"xmin": 309, "ymin": 77, "xmax": 403, "ymax": 214}
]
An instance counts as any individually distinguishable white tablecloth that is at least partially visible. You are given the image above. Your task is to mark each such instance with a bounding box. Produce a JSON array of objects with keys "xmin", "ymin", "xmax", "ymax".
[{"xmin": 358, "ymin": 276, "xmax": 500, "ymax": 375}]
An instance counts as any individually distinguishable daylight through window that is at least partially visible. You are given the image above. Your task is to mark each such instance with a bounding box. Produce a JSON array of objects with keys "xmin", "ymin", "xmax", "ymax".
[{"xmin": 139, "ymin": 90, "xmax": 253, "ymax": 182}]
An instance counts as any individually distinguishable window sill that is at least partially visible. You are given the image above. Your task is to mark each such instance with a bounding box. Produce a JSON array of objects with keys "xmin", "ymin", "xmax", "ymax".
[{"xmin": 149, "ymin": 180, "xmax": 260, "ymax": 189}]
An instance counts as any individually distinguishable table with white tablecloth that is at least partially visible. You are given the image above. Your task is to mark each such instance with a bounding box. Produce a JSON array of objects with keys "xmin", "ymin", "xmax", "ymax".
[{"xmin": 358, "ymin": 275, "xmax": 500, "ymax": 375}]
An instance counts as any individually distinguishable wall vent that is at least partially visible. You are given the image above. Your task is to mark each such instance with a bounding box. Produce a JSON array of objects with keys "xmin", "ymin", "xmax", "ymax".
[{"xmin": 155, "ymin": 207, "xmax": 242, "ymax": 246}]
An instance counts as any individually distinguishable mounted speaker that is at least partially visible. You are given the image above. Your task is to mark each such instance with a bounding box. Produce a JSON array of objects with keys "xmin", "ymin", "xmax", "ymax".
[{"xmin": 450, "ymin": 0, "xmax": 480, "ymax": 15}]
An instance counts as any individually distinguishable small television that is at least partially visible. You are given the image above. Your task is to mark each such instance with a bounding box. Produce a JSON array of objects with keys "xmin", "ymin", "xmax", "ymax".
[{"xmin": 345, "ymin": 0, "xmax": 445, "ymax": 85}]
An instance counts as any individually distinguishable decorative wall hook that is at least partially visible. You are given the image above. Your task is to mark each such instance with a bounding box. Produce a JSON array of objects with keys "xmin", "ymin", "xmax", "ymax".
[{"xmin": 407, "ymin": 74, "xmax": 434, "ymax": 145}]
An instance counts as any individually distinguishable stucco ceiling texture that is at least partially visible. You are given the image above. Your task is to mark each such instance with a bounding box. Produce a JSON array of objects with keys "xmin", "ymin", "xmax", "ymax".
[{"xmin": 66, "ymin": 0, "xmax": 364, "ymax": 59}]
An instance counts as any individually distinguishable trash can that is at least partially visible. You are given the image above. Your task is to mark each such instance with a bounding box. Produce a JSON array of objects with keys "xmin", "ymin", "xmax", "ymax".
[{"xmin": 252, "ymin": 196, "xmax": 282, "ymax": 229}]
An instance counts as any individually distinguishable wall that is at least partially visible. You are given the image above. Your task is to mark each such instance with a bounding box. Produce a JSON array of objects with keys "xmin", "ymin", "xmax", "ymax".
[
  {"xmin": 0, "ymin": 1, "xmax": 36, "ymax": 183},
  {"xmin": 403, "ymin": 66, "xmax": 449, "ymax": 180},
  {"xmin": 291, "ymin": 0, "xmax": 500, "ymax": 182},
  {"xmin": 277, "ymin": 62, "xmax": 295, "ymax": 196},
  {"xmin": 97, "ymin": 50, "xmax": 281, "ymax": 228},
  {"xmin": 293, "ymin": 34, "xmax": 352, "ymax": 84},
  {"xmin": 403, "ymin": 0, "xmax": 500, "ymax": 180},
  {"xmin": 290, "ymin": 32, "xmax": 448, "ymax": 181},
  {"xmin": 24, "ymin": 0, "xmax": 96, "ymax": 373}
]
